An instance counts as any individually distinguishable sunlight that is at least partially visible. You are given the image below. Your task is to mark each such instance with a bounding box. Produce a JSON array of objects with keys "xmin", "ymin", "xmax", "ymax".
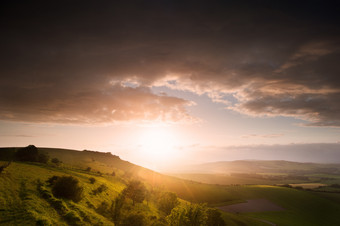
[{"xmin": 137, "ymin": 126, "xmax": 178, "ymax": 162}]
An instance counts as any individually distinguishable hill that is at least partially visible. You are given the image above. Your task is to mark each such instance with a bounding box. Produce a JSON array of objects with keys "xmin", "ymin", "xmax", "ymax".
[
  {"xmin": 0, "ymin": 147, "xmax": 265, "ymax": 226},
  {"xmin": 172, "ymin": 160, "xmax": 340, "ymax": 174}
]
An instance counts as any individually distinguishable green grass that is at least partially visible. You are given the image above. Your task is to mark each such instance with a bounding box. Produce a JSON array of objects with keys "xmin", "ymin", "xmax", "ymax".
[
  {"xmin": 0, "ymin": 161, "xmax": 118, "ymax": 225},
  {"xmin": 220, "ymin": 185, "xmax": 340, "ymax": 226}
]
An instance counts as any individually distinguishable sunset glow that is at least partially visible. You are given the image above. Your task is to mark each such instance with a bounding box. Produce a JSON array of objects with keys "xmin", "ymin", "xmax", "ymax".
[
  {"xmin": 0, "ymin": 1, "xmax": 339, "ymax": 171},
  {"xmin": 137, "ymin": 127, "xmax": 178, "ymax": 162}
]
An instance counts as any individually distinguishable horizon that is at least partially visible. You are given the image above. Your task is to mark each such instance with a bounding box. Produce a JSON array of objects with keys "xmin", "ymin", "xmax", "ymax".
[{"xmin": 1, "ymin": 1, "xmax": 340, "ymax": 171}]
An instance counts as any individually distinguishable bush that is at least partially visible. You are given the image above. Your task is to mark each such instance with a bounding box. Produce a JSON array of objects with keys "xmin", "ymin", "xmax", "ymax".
[
  {"xmin": 46, "ymin": 176, "xmax": 59, "ymax": 186},
  {"xmin": 64, "ymin": 211, "xmax": 82, "ymax": 225},
  {"xmin": 52, "ymin": 176, "xmax": 83, "ymax": 202},
  {"xmin": 89, "ymin": 177, "xmax": 96, "ymax": 184},
  {"xmin": 51, "ymin": 158, "xmax": 61, "ymax": 165},
  {"xmin": 92, "ymin": 184, "xmax": 108, "ymax": 195},
  {"xmin": 38, "ymin": 152, "xmax": 49, "ymax": 163}
]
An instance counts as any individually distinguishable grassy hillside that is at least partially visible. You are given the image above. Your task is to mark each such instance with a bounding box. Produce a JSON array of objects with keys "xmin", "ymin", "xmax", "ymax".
[{"xmin": 0, "ymin": 147, "xmax": 265, "ymax": 226}]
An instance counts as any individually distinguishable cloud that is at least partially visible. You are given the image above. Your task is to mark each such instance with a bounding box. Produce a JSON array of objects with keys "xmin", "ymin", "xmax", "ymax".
[
  {"xmin": 0, "ymin": 82, "xmax": 195, "ymax": 124},
  {"xmin": 241, "ymin": 134, "xmax": 284, "ymax": 139},
  {"xmin": 1, "ymin": 1, "xmax": 339, "ymax": 125}
]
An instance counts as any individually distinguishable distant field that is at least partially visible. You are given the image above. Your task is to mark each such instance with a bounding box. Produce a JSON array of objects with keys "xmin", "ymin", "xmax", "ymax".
[
  {"xmin": 170, "ymin": 173, "xmax": 313, "ymax": 185},
  {"xmin": 289, "ymin": 183, "xmax": 327, "ymax": 189},
  {"xmin": 219, "ymin": 185, "xmax": 340, "ymax": 226}
]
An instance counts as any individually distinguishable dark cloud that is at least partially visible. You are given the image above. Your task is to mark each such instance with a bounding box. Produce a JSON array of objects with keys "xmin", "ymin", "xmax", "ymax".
[{"xmin": 1, "ymin": 1, "xmax": 339, "ymax": 125}]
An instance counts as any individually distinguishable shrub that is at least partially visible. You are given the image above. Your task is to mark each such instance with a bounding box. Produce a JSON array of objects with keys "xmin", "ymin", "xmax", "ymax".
[
  {"xmin": 46, "ymin": 176, "xmax": 59, "ymax": 186},
  {"xmin": 52, "ymin": 176, "xmax": 83, "ymax": 202},
  {"xmin": 92, "ymin": 184, "xmax": 108, "ymax": 195},
  {"xmin": 89, "ymin": 177, "xmax": 96, "ymax": 184},
  {"xmin": 38, "ymin": 152, "xmax": 49, "ymax": 163},
  {"xmin": 64, "ymin": 211, "xmax": 82, "ymax": 225},
  {"xmin": 51, "ymin": 158, "xmax": 61, "ymax": 165}
]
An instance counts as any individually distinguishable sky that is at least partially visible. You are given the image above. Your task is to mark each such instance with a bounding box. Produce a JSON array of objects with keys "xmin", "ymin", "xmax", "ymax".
[{"xmin": 1, "ymin": 0, "xmax": 340, "ymax": 170}]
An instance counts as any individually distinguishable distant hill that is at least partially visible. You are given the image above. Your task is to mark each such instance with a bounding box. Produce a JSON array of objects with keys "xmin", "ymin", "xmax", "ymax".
[{"xmin": 172, "ymin": 160, "xmax": 340, "ymax": 174}]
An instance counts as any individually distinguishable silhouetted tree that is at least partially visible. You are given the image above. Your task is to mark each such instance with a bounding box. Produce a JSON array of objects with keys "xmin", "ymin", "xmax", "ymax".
[
  {"xmin": 15, "ymin": 145, "xmax": 49, "ymax": 163},
  {"xmin": 123, "ymin": 180, "xmax": 147, "ymax": 205},
  {"xmin": 15, "ymin": 145, "xmax": 39, "ymax": 162}
]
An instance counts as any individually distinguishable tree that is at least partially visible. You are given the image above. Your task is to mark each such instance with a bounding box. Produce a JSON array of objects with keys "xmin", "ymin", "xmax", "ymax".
[
  {"xmin": 206, "ymin": 208, "xmax": 225, "ymax": 226},
  {"xmin": 15, "ymin": 145, "xmax": 39, "ymax": 162},
  {"xmin": 52, "ymin": 176, "xmax": 83, "ymax": 202},
  {"xmin": 186, "ymin": 203, "xmax": 207, "ymax": 226},
  {"xmin": 166, "ymin": 203, "xmax": 214, "ymax": 226},
  {"xmin": 158, "ymin": 192, "xmax": 179, "ymax": 215},
  {"xmin": 15, "ymin": 145, "xmax": 49, "ymax": 163},
  {"xmin": 121, "ymin": 213, "xmax": 146, "ymax": 226},
  {"xmin": 123, "ymin": 180, "xmax": 147, "ymax": 205},
  {"xmin": 110, "ymin": 193, "xmax": 125, "ymax": 224},
  {"xmin": 166, "ymin": 206, "xmax": 189, "ymax": 226}
]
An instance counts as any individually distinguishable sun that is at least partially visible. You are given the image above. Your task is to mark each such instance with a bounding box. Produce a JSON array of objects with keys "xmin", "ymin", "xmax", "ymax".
[{"xmin": 137, "ymin": 126, "xmax": 178, "ymax": 162}]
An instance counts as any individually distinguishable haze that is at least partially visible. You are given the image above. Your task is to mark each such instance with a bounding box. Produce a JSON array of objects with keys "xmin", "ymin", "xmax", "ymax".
[{"xmin": 1, "ymin": 1, "xmax": 339, "ymax": 171}]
